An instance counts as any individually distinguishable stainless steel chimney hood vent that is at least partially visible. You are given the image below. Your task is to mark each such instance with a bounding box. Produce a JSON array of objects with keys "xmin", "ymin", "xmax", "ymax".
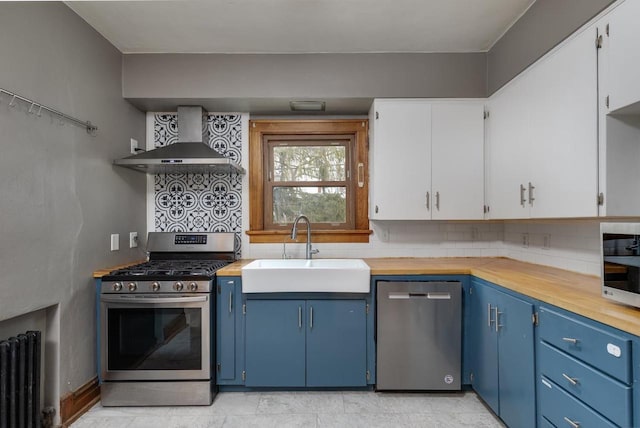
[{"xmin": 114, "ymin": 106, "xmax": 245, "ymax": 175}]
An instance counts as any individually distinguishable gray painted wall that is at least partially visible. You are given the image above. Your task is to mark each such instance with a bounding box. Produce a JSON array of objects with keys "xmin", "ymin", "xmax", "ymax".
[
  {"xmin": 487, "ymin": 0, "xmax": 614, "ymax": 95},
  {"xmin": 122, "ymin": 0, "xmax": 616, "ymax": 108},
  {"xmin": 122, "ymin": 52, "xmax": 487, "ymax": 112},
  {"xmin": 0, "ymin": 1, "xmax": 145, "ymax": 413}
]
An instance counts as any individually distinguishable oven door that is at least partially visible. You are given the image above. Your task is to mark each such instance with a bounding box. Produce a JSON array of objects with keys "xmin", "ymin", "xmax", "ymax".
[{"xmin": 100, "ymin": 294, "xmax": 211, "ymax": 381}]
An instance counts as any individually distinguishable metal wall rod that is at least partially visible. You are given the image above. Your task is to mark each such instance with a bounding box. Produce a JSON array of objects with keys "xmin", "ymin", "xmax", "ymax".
[{"xmin": 0, "ymin": 88, "xmax": 98, "ymax": 134}]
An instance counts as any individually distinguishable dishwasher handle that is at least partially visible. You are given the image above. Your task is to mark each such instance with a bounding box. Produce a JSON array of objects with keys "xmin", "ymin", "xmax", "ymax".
[{"xmin": 388, "ymin": 292, "xmax": 451, "ymax": 300}]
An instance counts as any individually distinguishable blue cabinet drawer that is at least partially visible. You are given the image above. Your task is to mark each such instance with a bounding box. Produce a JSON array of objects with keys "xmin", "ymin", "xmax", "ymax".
[
  {"xmin": 538, "ymin": 341, "xmax": 632, "ymax": 427},
  {"xmin": 539, "ymin": 376, "xmax": 616, "ymax": 428},
  {"xmin": 538, "ymin": 307, "xmax": 631, "ymax": 384}
]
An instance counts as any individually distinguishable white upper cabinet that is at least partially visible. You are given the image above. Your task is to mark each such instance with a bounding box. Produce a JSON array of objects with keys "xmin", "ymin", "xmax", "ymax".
[
  {"xmin": 431, "ymin": 103, "xmax": 485, "ymax": 220},
  {"xmin": 369, "ymin": 100, "xmax": 432, "ymax": 220},
  {"xmin": 486, "ymin": 21, "xmax": 599, "ymax": 219},
  {"xmin": 485, "ymin": 76, "xmax": 532, "ymax": 219},
  {"xmin": 606, "ymin": 0, "xmax": 640, "ymax": 114},
  {"xmin": 369, "ymin": 99, "xmax": 484, "ymax": 221},
  {"xmin": 597, "ymin": 6, "xmax": 640, "ymax": 217}
]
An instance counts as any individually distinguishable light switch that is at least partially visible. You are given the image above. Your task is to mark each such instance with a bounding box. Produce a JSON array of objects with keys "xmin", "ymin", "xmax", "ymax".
[{"xmin": 110, "ymin": 233, "xmax": 119, "ymax": 251}]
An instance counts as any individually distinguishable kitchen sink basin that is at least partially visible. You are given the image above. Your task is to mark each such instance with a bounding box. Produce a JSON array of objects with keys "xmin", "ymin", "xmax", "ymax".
[{"xmin": 241, "ymin": 259, "xmax": 371, "ymax": 293}]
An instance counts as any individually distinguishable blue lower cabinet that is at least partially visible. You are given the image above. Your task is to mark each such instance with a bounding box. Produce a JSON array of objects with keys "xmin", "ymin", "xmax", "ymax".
[
  {"xmin": 468, "ymin": 281, "xmax": 500, "ymax": 414},
  {"xmin": 245, "ymin": 299, "xmax": 306, "ymax": 387},
  {"xmin": 539, "ymin": 416, "xmax": 555, "ymax": 428},
  {"xmin": 496, "ymin": 290, "xmax": 535, "ymax": 428},
  {"xmin": 538, "ymin": 341, "xmax": 632, "ymax": 427},
  {"xmin": 538, "ymin": 307, "xmax": 631, "ymax": 384},
  {"xmin": 468, "ymin": 278, "xmax": 535, "ymax": 428},
  {"xmin": 216, "ymin": 277, "xmax": 244, "ymax": 385},
  {"xmin": 539, "ymin": 376, "xmax": 617, "ymax": 428},
  {"xmin": 306, "ymin": 300, "xmax": 367, "ymax": 387},
  {"xmin": 244, "ymin": 298, "xmax": 368, "ymax": 388}
]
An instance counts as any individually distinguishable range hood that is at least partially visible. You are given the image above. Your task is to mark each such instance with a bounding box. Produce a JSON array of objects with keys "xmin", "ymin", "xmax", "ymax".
[{"xmin": 114, "ymin": 106, "xmax": 245, "ymax": 174}]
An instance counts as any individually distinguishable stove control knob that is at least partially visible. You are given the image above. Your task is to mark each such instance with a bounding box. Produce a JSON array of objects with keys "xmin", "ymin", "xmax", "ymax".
[
  {"xmin": 174, "ymin": 282, "xmax": 184, "ymax": 292},
  {"xmin": 151, "ymin": 282, "xmax": 161, "ymax": 292},
  {"xmin": 128, "ymin": 282, "xmax": 137, "ymax": 292},
  {"xmin": 188, "ymin": 282, "xmax": 198, "ymax": 291},
  {"xmin": 113, "ymin": 282, "xmax": 123, "ymax": 292}
]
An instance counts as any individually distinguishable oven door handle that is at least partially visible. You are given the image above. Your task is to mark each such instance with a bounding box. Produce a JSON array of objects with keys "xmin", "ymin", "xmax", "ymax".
[{"xmin": 100, "ymin": 295, "xmax": 209, "ymax": 304}]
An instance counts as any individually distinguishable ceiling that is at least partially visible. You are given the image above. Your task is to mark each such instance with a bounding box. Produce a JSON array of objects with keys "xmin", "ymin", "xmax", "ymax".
[{"xmin": 66, "ymin": 0, "xmax": 535, "ymax": 54}]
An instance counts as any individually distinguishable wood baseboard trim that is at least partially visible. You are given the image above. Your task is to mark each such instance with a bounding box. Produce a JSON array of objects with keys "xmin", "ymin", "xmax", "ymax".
[{"xmin": 60, "ymin": 376, "xmax": 100, "ymax": 427}]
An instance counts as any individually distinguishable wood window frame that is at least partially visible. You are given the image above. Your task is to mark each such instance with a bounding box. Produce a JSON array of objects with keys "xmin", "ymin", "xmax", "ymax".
[{"xmin": 247, "ymin": 119, "xmax": 371, "ymax": 243}]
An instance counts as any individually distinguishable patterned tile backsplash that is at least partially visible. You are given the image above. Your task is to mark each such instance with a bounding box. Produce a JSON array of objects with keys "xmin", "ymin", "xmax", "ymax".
[{"xmin": 153, "ymin": 113, "xmax": 243, "ymax": 256}]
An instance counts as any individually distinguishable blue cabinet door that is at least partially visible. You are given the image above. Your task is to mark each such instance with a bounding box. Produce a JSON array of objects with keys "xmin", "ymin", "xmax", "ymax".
[
  {"xmin": 306, "ymin": 300, "xmax": 367, "ymax": 387},
  {"xmin": 245, "ymin": 299, "xmax": 306, "ymax": 387},
  {"xmin": 468, "ymin": 280, "xmax": 500, "ymax": 414},
  {"xmin": 496, "ymin": 290, "xmax": 535, "ymax": 428},
  {"xmin": 216, "ymin": 278, "xmax": 241, "ymax": 383}
]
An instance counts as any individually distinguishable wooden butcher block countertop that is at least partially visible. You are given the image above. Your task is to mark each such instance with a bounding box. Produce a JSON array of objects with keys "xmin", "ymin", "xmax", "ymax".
[{"xmin": 217, "ymin": 257, "xmax": 640, "ymax": 336}]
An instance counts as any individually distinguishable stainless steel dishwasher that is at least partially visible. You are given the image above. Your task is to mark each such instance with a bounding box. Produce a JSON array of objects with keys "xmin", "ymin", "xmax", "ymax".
[{"xmin": 376, "ymin": 281, "xmax": 462, "ymax": 390}]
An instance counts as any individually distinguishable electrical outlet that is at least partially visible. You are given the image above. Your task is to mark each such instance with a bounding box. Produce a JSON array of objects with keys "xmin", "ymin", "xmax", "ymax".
[
  {"xmin": 130, "ymin": 138, "xmax": 138, "ymax": 154},
  {"xmin": 542, "ymin": 234, "xmax": 551, "ymax": 250},
  {"xmin": 110, "ymin": 234, "xmax": 119, "ymax": 251},
  {"xmin": 129, "ymin": 232, "xmax": 138, "ymax": 248},
  {"xmin": 521, "ymin": 233, "xmax": 529, "ymax": 248}
]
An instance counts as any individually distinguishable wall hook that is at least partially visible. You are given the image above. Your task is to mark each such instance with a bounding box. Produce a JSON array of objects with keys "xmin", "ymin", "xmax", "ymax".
[
  {"xmin": 36, "ymin": 105, "xmax": 42, "ymax": 117},
  {"xmin": 28, "ymin": 103, "xmax": 35, "ymax": 114},
  {"xmin": 9, "ymin": 95, "xmax": 16, "ymax": 107}
]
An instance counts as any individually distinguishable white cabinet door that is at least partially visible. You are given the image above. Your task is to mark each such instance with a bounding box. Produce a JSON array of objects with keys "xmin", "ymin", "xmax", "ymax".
[
  {"xmin": 607, "ymin": 0, "xmax": 640, "ymax": 113},
  {"xmin": 486, "ymin": 77, "xmax": 532, "ymax": 219},
  {"xmin": 369, "ymin": 100, "xmax": 431, "ymax": 220},
  {"xmin": 431, "ymin": 103, "xmax": 485, "ymax": 220},
  {"xmin": 487, "ymin": 22, "xmax": 599, "ymax": 220},
  {"xmin": 527, "ymin": 24, "xmax": 598, "ymax": 218}
]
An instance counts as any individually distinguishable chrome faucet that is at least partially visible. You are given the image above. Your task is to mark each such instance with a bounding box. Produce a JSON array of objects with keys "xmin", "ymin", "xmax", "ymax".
[{"xmin": 291, "ymin": 214, "xmax": 319, "ymax": 259}]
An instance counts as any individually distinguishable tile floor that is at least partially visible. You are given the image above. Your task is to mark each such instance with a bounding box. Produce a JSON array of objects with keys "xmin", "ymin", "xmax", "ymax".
[{"xmin": 71, "ymin": 391, "xmax": 505, "ymax": 428}]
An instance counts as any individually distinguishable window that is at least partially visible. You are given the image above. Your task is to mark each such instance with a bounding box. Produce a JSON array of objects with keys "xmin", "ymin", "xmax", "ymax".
[{"xmin": 248, "ymin": 120, "xmax": 370, "ymax": 243}]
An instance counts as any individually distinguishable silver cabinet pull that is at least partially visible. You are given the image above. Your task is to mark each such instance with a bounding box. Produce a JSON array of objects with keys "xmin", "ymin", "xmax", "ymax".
[
  {"xmin": 528, "ymin": 182, "xmax": 535, "ymax": 206},
  {"xmin": 435, "ymin": 191, "xmax": 440, "ymax": 210},
  {"xmin": 310, "ymin": 306, "xmax": 314, "ymax": 329},
  {"xmin": 426, "ymin": 191, "xmax": 430, "ymax": 210},
  {"xmin": 563, "ymin": 416, "xmax": 580, "ymax": 428},
  {"xmin": 562, "ymin": 337, "xmax": 579, "ymax": 344},
  {"xmin": 520, "ymin": 184, "xmax": 527, "ymax": 206},
  {"xmin": 229, "ymin": 290, "xmax": 233, "ymax": 313},
  {"xmin": 487, "ymin": 303, "xmax": 494, "ymax": 327},
  {"xmin": 494, "ymin": 307, "xmax": 503, "ymax": 332},
  {"xmin": 562, "ymin": 373, "xmax": 579, "ymax": 386},
  {"xmin": 298, "ymin": 306, "xmax": 302, "ymax": 329}
]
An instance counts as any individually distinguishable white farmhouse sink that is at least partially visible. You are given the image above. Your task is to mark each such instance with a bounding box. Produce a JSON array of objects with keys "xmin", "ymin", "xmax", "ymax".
[{"xmin": 241, "ymin": 259, "xmax": 371, "ymax": 293}]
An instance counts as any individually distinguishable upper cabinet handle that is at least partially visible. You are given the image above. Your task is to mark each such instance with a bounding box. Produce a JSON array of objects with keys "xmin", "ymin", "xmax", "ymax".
[
  {"xmin": 528, "ymin": 182, "xmax": 535, "ymax": 206},
  {"xmin": 426, "ymin": 192, "xmax": 430, "ymax": 210},
  {"xmin": 520, "ymin": 184, "xmax": 527, "ymax": 207}
]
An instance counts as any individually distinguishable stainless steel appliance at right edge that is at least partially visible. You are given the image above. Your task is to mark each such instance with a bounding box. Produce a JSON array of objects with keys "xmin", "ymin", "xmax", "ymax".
[{"xmin": 601, "ymin": 222, "xmax": 640, "ymax": 308}]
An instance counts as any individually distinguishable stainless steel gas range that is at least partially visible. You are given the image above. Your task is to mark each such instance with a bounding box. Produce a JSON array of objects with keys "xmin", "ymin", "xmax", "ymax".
[{"xmin": 99, "ymin": 232, "xmax": 235, "ymax": 406}]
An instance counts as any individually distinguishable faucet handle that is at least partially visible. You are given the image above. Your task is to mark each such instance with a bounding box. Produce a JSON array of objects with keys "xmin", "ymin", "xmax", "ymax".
[{"xmin": 310, "ymin": 247, "xmax": 319, "ymax": 256}]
